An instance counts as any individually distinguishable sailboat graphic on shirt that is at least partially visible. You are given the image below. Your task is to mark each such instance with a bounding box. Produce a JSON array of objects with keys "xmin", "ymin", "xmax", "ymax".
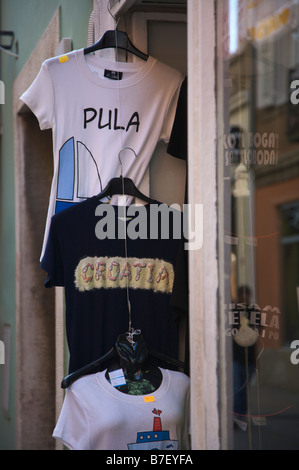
[
  {"xmin": 127, "ymin": 409, "xmax": 179, "ymax": 450},
  {"xmin": 55, "ymin": 137, "xmax": 103, "ymax": 214}
]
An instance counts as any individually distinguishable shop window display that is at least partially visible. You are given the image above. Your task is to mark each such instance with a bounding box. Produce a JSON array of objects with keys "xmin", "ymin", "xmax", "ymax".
[{"xmin": 219, "ymin": 0, "xmax": 299, "ymax": 450}]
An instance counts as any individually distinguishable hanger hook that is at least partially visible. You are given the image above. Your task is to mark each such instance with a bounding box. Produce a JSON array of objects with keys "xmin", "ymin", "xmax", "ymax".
[
  {"xmin": 107, "ymin": 0, "xmax": 120, "ymax": 28},
  {"xmin": 118, "ymin": 147, "xmax": 137, "ymax": 176}
]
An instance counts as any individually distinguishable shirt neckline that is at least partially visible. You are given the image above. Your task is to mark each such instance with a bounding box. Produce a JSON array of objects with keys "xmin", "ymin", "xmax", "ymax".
[
  {"xmin": 76, "ymin": 48, "xmax": 156, "ymax": 89},
  {"xmin": 95, "ymin": 367, "xmax": 170, "ymax": 404},
  {"xmin": 91, "ymin": 196, "xmax": 161, "ymax": 208}
]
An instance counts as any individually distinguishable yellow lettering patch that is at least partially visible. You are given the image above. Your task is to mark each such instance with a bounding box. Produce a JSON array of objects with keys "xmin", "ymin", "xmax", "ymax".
[
  {"xmin": 74, "ymin": 256, "xmax": 174, "ymax": 294},
  {"xmin": 59, "ymin": 55, "xmax": 69, "ymax": 64},
  {"xmin": 249, "ymin": 7, "xmax": 290, "ymax": 41}
]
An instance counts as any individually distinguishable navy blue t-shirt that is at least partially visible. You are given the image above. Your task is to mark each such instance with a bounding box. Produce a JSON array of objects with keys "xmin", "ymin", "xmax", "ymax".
[{"xmin": 41, "ymin": 197, "xmax": 187, "ymax": 373}]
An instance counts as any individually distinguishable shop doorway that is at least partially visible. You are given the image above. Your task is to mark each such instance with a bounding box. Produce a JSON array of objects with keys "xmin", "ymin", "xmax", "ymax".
[
  {"xmin": 13, "ymin": 8, "xmax": 60, "ymax": 450},
  {"xmin": 15, "ymin": 107, "xmax": 56, "ymax": 449}
]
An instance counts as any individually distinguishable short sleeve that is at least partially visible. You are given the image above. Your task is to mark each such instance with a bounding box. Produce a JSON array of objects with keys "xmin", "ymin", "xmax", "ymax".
[
  {"xmin": 20, "ymin": 60, "xmax": 55, "ymax": 130},
  {"xmin": 160, "ymin": 75, "xmax": 184, "ymax": 144},
  {"xmin": 53, "ymin": 388, "xmax": 89, "ymax": 450},
  {"xmin": 167, "ymin": 77, "xmax": 188, "ymax": 160},
  {"xmin": 40, "ymin": 216, "xmax": 64, "ymax": 287},
  {"xmin": 171, "ymin": 237, "xmax": 188, "ymax": 315}
]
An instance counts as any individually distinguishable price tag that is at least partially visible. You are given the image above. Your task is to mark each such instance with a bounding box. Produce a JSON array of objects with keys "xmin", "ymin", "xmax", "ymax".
[
  {"xmin": 109, "ymin": 369, "xmax": 126, "ymax": 387},
  {"xmin": 144, "ymin": 396, "xmax": 155, "ymax": 403}
]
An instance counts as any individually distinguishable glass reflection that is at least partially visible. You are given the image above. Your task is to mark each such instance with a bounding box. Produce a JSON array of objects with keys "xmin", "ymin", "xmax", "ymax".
[{"xmin": 221, "ymin": 0, "xmax": 299, "ymax": 450}]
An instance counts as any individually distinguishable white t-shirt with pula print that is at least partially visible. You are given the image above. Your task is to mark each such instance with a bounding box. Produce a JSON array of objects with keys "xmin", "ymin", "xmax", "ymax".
[
  {"xmin": 20, "ymin": 49, "xmax": 184, "ymax": 259},
  {"xmin": 53, "ymin": 368, "xmax": 190, "ymax": 451}
]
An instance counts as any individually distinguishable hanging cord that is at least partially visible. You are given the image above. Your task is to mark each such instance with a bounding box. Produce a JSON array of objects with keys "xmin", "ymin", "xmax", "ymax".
[
  {"xmin": 118, "ymin": 148, "xmax": 139, "ymax": 342},
  {"xmin": 108, "ymin": 0, "xmax": 138, "ymax": 344},
  {"xmin": 109, "ymin": 3, "xmax": 130, "ymax": 331},
  {"xmin": 108, "ymin": 0, "xmax": 121, "ymax": 61},
  {"xmin": 126, "ymin": 328, "xmax": 141, "ymax": 345},
  {"xmin": 87, "ymin": 10, "xmax": 95, "ymax": 48}
]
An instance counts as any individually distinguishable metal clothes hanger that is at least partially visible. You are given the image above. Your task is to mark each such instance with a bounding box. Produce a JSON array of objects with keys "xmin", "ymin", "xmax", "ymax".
[
  {"xmin": 96, "ymin": 147, "xmax": 156, "ymax": 204},
  {"xmin": 83, "ymin": 1, "xmax": 148, "ymax": 61}
]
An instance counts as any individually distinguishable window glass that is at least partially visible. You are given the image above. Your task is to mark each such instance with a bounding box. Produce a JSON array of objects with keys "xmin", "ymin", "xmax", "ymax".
[{"xmin": 218, "ymin": 0, "xmax": 299, "ymax": 450}]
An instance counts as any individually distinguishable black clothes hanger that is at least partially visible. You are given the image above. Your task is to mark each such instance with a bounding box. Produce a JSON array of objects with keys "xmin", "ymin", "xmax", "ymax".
[
  {"xmin": 84, "ymin": 0, "xmax": 148, "ymax": 61},
  {"xmin": 84, "ymin": 29, "xmax": 148, "ymax": 61},
  {"xmin": 106, "ymin": 331, "xmax": 163, "ymax": 394},
  {"xmin": 61, "ymin": 331, "xmax": 185, "ymax": 389},
  {"xmin": 97, "ymin": 147, "xmax": 156, "ymax": 204},
  {"xmin": 97, "ymin": 176, "xmax": 156, "ymax": 204}
]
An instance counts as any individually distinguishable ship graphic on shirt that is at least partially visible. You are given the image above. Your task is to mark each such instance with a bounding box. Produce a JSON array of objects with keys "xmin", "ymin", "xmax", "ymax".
[{"xmin": 127, "ymin": 409, "xmax": 178, "ymax": 450}]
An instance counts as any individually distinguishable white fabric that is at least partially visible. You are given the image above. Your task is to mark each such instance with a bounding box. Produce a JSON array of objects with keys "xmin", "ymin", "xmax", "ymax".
[
  {"xmin": 20, "ymin": 49, "xmax": 184, "ymax": 259},
  {"xmin": 53, "ymin": 368, "xmax": 190, "ymax": 450}
]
